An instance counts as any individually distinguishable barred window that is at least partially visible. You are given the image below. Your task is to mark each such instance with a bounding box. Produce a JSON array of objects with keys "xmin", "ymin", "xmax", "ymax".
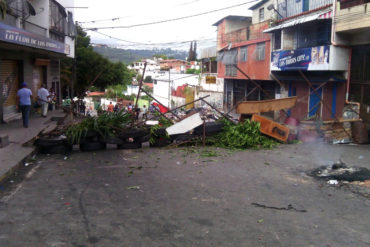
[
  {"xmin": 239, "ymin": 46, "xmax": 248, "ymax": 62},
  {"xmin": 256, "ymin": 43, "xmax": 266, "ymax": 61},
  {"xmin": 225, "ymin": 65, "xmax": 237, "ymax": 77},
  {"xmin": 259, "ymin": 8, "xmax": 264, "ymax": 22}
]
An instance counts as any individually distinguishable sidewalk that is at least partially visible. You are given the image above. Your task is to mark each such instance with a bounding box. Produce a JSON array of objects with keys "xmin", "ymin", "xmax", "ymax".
[{"xmin": 0, "ymin": 110, "xmax": 65, "ymax": 182}]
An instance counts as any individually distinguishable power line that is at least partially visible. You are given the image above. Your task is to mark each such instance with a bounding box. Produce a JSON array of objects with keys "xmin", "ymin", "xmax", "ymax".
[
  {"xmin": 82, "ymin": 0, "xmax": 259, "ymax": 30},
  {"xmin": 90, "ymin": 30, "xmax": 216, "ymax": 47},
  {"xmin": 78, "ymin": 1, "xmax": 203, "ymax": 24}
]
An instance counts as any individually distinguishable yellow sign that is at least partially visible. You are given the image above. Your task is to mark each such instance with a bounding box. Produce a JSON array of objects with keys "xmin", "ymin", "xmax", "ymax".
[{"xmin": 206, "ymin": 76, "xmax": 216, "ymax": 84}]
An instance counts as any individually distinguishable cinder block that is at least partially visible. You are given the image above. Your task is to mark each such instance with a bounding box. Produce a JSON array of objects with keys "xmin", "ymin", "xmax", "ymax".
[{"xmin": 0, "ymin": 134, "xmax": 9, "ymax": 148}]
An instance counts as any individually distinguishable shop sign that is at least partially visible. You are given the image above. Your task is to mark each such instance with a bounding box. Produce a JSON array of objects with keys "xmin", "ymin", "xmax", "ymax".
[
  {"xmin": 271, "ymin": 45, "xmax": 330, "ymax": 71},
  {"xmin": 0, "ymin": 22, "xmax": 67, "ymax": 54},
  {"xmin": 206, "ymin": 76, "xmax": 216, "ymax": 84}
]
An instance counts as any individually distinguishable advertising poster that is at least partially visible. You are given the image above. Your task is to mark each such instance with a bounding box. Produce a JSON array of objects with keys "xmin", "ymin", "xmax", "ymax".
[{"xmin": 271, "ymin": 45, "xmax": 330, "ymax": 71}]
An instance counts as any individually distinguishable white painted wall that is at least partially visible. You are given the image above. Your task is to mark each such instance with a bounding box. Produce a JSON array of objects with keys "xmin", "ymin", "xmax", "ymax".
[
  {"xmin": 27, "ymin": 0, "xmax": 49, "ymax": 30},
  {"xmin": 153, "ymin": 73, "xmax": 200, "ymax": 108},
  {"xmin": 251, "ymin": 0, "xmax": 274, "ymax": 24}
]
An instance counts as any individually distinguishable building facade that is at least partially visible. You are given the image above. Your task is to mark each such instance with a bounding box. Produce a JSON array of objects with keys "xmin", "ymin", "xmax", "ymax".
[
  {"xmin": 265, "ymin": 0, "xmax": 351, "ymax": 121},
  {"xmin": 333, "ymin": 0, "xmax": 370, "ymax": 124},
  {"xmin": 196, "ymin": 46, "xmax": 224, "ymax": 109},
  {"xmin": 214, "ymin": 7, "xmax": 278, "ymax": 113},
  {"xmin": 0, "ymin": 0, "xmax": 75, "ymax": 121}
]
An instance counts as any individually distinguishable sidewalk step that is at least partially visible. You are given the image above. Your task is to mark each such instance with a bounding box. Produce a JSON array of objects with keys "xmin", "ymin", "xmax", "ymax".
[{"xmin": 3, "ymin": 113, "xmax": 22, "ymax": 123}]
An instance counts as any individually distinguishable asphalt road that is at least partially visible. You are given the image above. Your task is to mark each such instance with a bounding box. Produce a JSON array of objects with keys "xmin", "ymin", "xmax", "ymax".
[{"xmin": 0, "ymin": 143, "xmax": 369, "ymax": 247}]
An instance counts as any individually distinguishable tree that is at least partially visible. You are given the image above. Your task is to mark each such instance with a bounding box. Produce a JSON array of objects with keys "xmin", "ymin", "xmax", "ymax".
[
  {"xmin": 0, "ymin": 0, "xmax": 6, "ymax": 19},
  {"xmin": 153, "ymin": 54, "xmax": 168, "ymax": 60},
  {"xmin": 61, "ymin": 25, "xmax": 134, "ymax": 97},
  {"xmin": 193, "ymin": 41, "xmax": 197, "ymax": 60},
  {"xmin": 187, "ymin": 41, "xmax": 197, "ymax": 61}
]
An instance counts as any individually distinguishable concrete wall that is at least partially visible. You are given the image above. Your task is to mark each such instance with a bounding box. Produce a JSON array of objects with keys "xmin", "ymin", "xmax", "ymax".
[
  {"xmin": 27, "ymin": 0, "xmax": 49, "ymax": 31},
  {"xmin": 335, "ymin": 3, "xmax": 370, "ymax": 33},
  {"xmin": 225, "ymin": 19, "xmax": 251, "ymax": 33}
]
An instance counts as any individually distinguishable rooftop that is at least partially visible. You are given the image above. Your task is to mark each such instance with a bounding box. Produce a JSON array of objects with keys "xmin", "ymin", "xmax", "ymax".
[{"xmin": 212, "ymin": 15, "xmax": 251, "ymax": 26}]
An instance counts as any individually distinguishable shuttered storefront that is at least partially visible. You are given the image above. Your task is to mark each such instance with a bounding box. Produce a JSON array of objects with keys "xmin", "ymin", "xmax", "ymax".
[{"xmin": 1, "ymin": 60, "xmax": 19, "ymax": 115}]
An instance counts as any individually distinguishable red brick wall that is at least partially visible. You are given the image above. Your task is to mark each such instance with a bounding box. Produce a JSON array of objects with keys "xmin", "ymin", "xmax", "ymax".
[
  {"xmin": 217, "ymin": 41, "xmax": 271, "ymax": 80},
  {"xmin": 216, "ymin": 20, "xmax": 271, "ymax": 80}
]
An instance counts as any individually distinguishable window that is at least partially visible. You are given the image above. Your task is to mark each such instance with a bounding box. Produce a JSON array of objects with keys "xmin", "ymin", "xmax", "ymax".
[
  {"xmin": 302, "ymin": 0, "xmax": 309, "ymax": 12},
  {"xmin": 274, "ymin": 30, "xmax": 281, "ymax": 50},
  {"xmin": 49, "ymin": 0, "xmax": 67, "ymax": 41},
  {"xmin": 246, "ymin": 27, "xmax": 250, "ymax": 40},
  {"xmin": 256, "ymin": 43, "xmax": 266, "ymax": 61},
  {"xmin": 259, "ymin": 8, "xmax": 264, "ymax": 22},
  {"xmin": 239, "ymin": 47, "xmax": 248, "ymax": 62},
  {"xmin": 225, "ymin": 65, "xmax": 237, "ymax": 77}
]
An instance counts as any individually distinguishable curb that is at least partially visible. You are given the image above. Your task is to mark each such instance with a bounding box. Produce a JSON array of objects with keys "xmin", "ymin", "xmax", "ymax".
[{"xmin": 0, "ymin": 148, "xmax": 38, "ymax": 185}]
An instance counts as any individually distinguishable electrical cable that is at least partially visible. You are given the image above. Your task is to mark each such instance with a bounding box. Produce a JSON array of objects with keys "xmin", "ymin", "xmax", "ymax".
[
  {"xmin": 89, "ymin": 29, "xmax": 216, "ymax": 47},
  {"xmin": 82, "ymin": 0, "xmax": 259, "ymax": 30}
]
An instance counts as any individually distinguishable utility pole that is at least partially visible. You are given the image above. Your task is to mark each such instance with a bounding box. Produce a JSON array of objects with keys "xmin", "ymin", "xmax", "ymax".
[{"xmin": 168, "ymin": 68, "xmax": 171, "ymax": 109}]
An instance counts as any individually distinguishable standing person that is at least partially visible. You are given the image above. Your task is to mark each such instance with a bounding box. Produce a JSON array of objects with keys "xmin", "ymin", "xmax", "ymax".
[
  {"xmin": 107, "ymin": 101, "xmax": 114, "ymax": 112},
  {"xmin": 113, "ymin": 104, "xmax": 119, "ymax": 113},
  {"xmin": 37, "ymin": 84, "xmax": 49, "ymax": 117},
  {"xmin": 16, "ymin": 82, "xmax": 32, "ymax": 128},
  {"xmin": 49, "ymin": 87, "xmax": 56, "ymax": 111},
  {"xmin": 127, "ymin": 103, "xmax": 133, "ymax": 112},
  {"xmin": 134, "ymin": 106, "xmax": 140, "ymax": 120},
  {"xmin": 142, "ymin": 105, "xmax": 148, "ymax": 119}
]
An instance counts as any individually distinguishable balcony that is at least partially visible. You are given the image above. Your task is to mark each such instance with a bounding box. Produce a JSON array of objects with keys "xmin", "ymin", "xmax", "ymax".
[{"xmin": 270, "ymin": 45, "xmax": 350, "ymax": 71}]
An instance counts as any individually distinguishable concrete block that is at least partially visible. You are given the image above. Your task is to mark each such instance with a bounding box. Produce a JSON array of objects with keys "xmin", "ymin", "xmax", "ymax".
[{"xmin": 0, "ymin": 134, "xmax": 9, "ymax": 148}]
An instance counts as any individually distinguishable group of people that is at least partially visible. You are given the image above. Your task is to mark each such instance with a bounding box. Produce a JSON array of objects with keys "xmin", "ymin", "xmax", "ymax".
[
  {"xmin": 106, "ymin": 102, "xmax": 148, "ymax": 120},
  {"xmin": 16, "ymin": 83, "xmax": 56, "ymax": 128}
]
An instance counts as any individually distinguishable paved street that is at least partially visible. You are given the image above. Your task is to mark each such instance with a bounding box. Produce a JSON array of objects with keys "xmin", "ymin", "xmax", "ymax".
[{"xmin": 0, "ymin": 143, "xmax": 369, "ymax": 247}]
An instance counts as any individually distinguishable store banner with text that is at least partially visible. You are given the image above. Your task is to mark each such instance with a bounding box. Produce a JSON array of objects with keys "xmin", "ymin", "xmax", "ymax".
[
  {"xmin": 271, "ymin": 45, "xmax": 330, "ymax": 71},
  {"xmin": 0, "ymin": 23, "xmax": 67, "ymax": 54}
]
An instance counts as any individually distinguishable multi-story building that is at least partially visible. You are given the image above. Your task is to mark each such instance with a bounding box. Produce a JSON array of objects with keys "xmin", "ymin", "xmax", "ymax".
[
  {"xmin": 264, "ymin": 0, "xmax": 351, "ymax": 121},
  {"xmin": 196, "ymin": 46, "xmax": 224, "ymax": 109},
  {"xmin": 333, "ymin": 0, "xmax": 370, "ymax": 124},
  {"xmin": 214, "ymin": 4, "xmax": 278, "ymax": 113},
  {"xmin": 0, "ymin": 0, "xmax": 75, "ymax": 122},
  {"xmin": 159, "ymin": 59, "xmax": 187, "ymax": 73}
]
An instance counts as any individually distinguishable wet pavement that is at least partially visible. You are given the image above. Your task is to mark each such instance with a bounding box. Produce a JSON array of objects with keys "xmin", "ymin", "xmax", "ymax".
[{"xmin": 0, "ymin": 143, "xmax": 369, "ymax": 247}]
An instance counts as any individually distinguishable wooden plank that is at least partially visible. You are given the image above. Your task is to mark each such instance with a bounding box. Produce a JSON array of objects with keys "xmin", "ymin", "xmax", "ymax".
[
  {"xmin": 236, "ymin": 97, "xmax": 297, "ymax": 114},
  {"xmin": 166, "ymin": 112, "xmax": 203, "ymax": 135}
]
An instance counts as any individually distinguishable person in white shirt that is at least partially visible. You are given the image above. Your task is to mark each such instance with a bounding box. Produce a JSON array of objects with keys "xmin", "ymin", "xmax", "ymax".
[{"xmin": 37, "ymin": 84, "xmax": 50, "ymax": 117}]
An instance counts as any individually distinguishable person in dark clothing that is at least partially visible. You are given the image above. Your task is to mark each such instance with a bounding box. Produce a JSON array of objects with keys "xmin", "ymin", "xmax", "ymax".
[{"xmin": 135, "ymin": 107, "xmax": 140, "ymax": 120}]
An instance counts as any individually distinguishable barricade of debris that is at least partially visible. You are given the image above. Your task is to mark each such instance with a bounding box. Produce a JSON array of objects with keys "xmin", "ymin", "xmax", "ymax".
[{"xmin": 32, "ymin": 94, "xmax": 281, "ymax": 155}]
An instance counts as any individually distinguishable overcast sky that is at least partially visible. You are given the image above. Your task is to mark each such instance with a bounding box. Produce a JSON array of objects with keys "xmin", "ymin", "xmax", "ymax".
[{"xmin": 74, "ymin": 0, "xmax": 255, "ymax": 50}]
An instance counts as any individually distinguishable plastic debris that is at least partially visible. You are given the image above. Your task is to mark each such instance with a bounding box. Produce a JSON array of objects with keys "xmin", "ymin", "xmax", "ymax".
[
  {"xmin": 24, "ymin": 163, "xmax": 30, "ymax": 167},
  {"xmin": 328, "ymin": 180, "xmax": 339, "ymax": 185},
  {"xmin": 126, "ymin": 186, "xmax": 140, "ymax": 190},
  {"xmin": 176, "ymin": 161, "xmax": 181, "ymax": 165}
]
